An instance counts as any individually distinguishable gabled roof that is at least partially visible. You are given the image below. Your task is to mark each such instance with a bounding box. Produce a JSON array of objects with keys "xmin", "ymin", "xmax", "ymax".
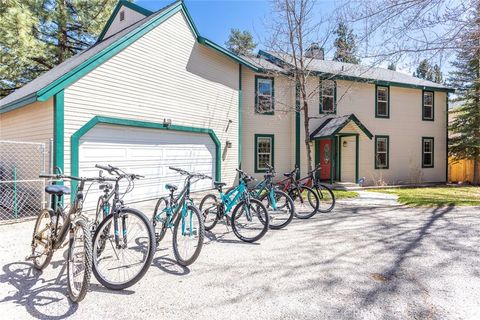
[
  {"xmin": 310, "ymin": 114, "xmax": 373, "ymax": 139},
  {"xmin": 0, "ymin": 0, "xmax": 260, "ymax": 113},
  {"xmin": 259, "ymin": 51, "xmax": 454, "ymax": 93}
]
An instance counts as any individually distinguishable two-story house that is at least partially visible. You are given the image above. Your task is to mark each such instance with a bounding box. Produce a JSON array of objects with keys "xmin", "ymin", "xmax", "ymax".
[{"xmin": 0, "ymin": 0, "xmax": 453, "ymax": 207}]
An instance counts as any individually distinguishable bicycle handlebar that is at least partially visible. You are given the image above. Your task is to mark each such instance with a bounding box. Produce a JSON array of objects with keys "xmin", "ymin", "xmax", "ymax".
[
  {"xmin": 95, "ymin": 164, "xmax": 144, "ymax": 180},
  {"xmin": 236, "ymin": 168, "xmax": 257, "ymax": 181},
  {"xmin": 169, "ymin": 167, "xmax": 212, "ymax": 180}
]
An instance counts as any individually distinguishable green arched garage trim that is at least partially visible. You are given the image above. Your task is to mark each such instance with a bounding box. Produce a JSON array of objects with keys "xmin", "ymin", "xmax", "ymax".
[{"xmin": 70, "ymin": 116, "xmax": 221, "ymax": 191}]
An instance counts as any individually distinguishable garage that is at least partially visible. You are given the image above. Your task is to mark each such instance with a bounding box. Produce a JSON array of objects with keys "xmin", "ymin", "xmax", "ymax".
[{"xmin": 78, "ymin": 123, "xmax": 216, "ymax": 209}]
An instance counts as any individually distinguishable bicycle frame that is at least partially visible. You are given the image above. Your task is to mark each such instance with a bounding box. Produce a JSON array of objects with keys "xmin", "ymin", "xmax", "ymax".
[
  {"xmin": 251, "ymin": 177, "xmax": 278, "ymax": 210},
  {"xmin": 219, "ymin": 181, "xmax": 247, "ymax": 214}
]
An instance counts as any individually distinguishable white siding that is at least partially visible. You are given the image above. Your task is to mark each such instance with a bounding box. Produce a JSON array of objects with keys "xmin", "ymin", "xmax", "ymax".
[
  {"xmin": 0, "ymin": 99, "xmax": 53, "ymax": 145},
  {"xmin": 103, "ymin": 6, "xmax": 147, "ymax": 39},
  {"xmin": 241, "ymin": 69, "xmax": 295, "ymax": 179},
  {"xmin": 64, "ymin": 11, "xmax": 239, "ymax": 185}
]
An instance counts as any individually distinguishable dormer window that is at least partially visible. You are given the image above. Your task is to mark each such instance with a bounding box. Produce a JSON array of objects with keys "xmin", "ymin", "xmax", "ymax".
[{"xmin": 120, "ymin": 10, "xmax": 125, "ymax": 21}]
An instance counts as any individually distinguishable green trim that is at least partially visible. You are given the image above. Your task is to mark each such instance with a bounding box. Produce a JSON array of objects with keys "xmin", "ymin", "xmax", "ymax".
[
  {"xmin": 422, "ymin": 90, "xmax": 435, "ymax": 121},
  {"xmin": 314, "ymin": 140, "xmax": 320, "ymax": 179},
  {"xmin": 295, "ymin": 80, "xmax": 300, "ymax": 179},
  {"xmin": 238, "ymin": 64, "xmax": 243, "ymax": 169},
  {"xmin": 374, "ymin": 135, "xmax": 389, "ymax": 169},
  {"xmin": 98, "ymin": 0, "xmax": 154, "ymax": 41},
  {"xmin": 0, "ymin": 94, "xmax": 37, "ymax": 114},
  {"xmin": 337, "ymin": 137, "xmax": 342, "ymax": 181},
  {"xmin": 375, "ymin": 84, "xmax": 390, "ymax": 118},
  {"xmin": 198, "ymin": 36, "xmax": 261, "ymax": 72},
  {"xmin": 355, "ymin": 134, "xmax": 359, "ymax": 183},
  {"xmin": 311, "ymin": 114, "xmax": 373, "ymax": 140},
  {"xmin": 422, "ymin": 136, "xmax": 435, "ymax": 168},
  {"xmin": 329, "ymin": 137, "xmax": 334, "ymax": 184},
  {"xmin": 254, "ymin": 134, "xmax": 274, "ymax": 173},
  {"xmin": 70, "ymin": 116, "xmax": 222, "ymax": 193},
  {"xmin": 254, "ymin": 75, "xmax": 274, "ymax": 115},
  {"xmin": 319, "ymin": 78, "xmax": 337, "ymax": 114},
  {"xmin": 54, "ymin": 91, "xmax": 64, "ymax": 176},
  {"xmin": 446, "ymin": 93, "xmax": 449, "ymax": 181}
]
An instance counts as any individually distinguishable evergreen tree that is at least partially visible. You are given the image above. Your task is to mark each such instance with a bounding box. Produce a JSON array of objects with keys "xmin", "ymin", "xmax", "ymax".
[
  {"xmin": 225, "ymin": 29, "xmax": 256, "ymax": 55},
  {"xmin": 333, "ymin": 22, "xmax": 360, "ymax": 64},
  {"xmin": 448, "ymin": 25, "xmax": 480, "ymax": 184},
  {"xmin": 433, "ymin": 64, "xmax": 443, "ymax": 83},
  {"xmin": 0, "ymin": 0, "xmax": 118, "ymax": 97},
  {"xmin": 415, "ymin": 59, "xmax": 431, "ymax": 80},
  {"xmin": 387, "ymin": 63, "xmax": 396, "ymax": 71}
]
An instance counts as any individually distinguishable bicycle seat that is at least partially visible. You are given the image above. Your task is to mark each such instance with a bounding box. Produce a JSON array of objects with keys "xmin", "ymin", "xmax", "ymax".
[
  {"xmin": 264, "ymin": 173, "xmax": 275, "ymax": 179},
  {"xmin": 45, "ymin": 185, "xmax": 71, "ymax": 196},
  {"xmin": 283, "ymin": 172, "xmax": 294, "ymax": 177},
  {"xmin": 214, "ymin": 181, "xmax": 226, "ymax": 188},
  {"xmin": 165, "ymin": 183, "xmax": 178, "ymax": 192}
]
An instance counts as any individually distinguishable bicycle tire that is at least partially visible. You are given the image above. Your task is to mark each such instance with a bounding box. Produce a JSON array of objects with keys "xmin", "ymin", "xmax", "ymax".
[
  {"xmin": 172, "ymin": 204, "xmax": 205, "ymax": 266},
  {"xmin": 31, "ymin": 209, "xmax": 54, "ymax": 270},
  {"xmin": 67, "ymin": 218, "xmax": 92, "ymax": 303},
  {"xmin": 316, "ymin": 184, "xmax": 336, "ymax": 213},
  {"xmin": 92, "ymin": 208, "xmax": 155, "ymax": 290},
  {"xmin": 289, "ymin": 186, "xmax": 319, "ymax": 219},
  {"xmin": 152, "ymin": 197, "xmax": 169, "ymax": 245},
  {"xmin": 259, "ymin": 190, "xmax": 294, "ymax": 230},
  {"xmin": 199, "ymin": 194, "xmax": 219, "ymax": 231},
  {"xmin": 231, "ymin": 199, "xmax": 269, "ymax": 243}
]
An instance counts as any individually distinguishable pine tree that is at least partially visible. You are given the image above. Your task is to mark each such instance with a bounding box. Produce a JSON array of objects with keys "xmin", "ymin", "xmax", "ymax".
[
  {"xmin": 433, "ymin": 64, "xmax": 443, "ymax": 84},
  {"xmin": 448, "ymin": 25, "xmax": 480, "ymax": 184},
  {"xmin": 225, "ymin": 29, "xmax": 256, "ymax": 55},
  {"xmin": 415, "ymin": 59, "xmax": 431, "ymax": 80},
  {"xmin": 0, "ymin": 0, "xmax": 118, "ymax": 97},
  {"xmin": 333, "ymin": 22, "xmax": 360, "ymax": 64}
]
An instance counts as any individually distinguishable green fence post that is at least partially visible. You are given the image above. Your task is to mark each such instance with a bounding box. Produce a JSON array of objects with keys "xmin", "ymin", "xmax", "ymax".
[{"xmin": 13, "ymin": 167, "xmax": 18, "ymax": 219}]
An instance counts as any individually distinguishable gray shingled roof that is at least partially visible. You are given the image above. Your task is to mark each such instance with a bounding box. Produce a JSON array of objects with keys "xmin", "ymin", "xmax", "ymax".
[
  {"xmin": 238, "ymin": 55, "xmax": 284, "ymax": 72},
  {"xmin": 264, "ymin": 51, "xmax": 452, "ymax": 91},
  {"xmin": 310, "ymin": 114, "xmax": 373, "ymax": 139},
  {"xmin": 0, "ymin": 2, "xmax": 175, "ymax": 108}
]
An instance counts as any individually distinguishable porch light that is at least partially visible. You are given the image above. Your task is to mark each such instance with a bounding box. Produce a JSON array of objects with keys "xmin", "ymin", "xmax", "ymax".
[
  {"xmin": 343, "ymin": 140, "xmax": 348, "ymax": 147},
  {"xmin": 163, "ymin": 118, "xmax": 172, "ymax": 127},
  {"xmin": 226, "ymin": 140, "xmax": 233, "ymax": 148}
]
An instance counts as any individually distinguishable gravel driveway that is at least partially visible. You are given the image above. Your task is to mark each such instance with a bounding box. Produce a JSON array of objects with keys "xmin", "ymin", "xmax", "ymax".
[{"xmin": 0, "ymin": 200, "xmax": 479, "ymax": 320}]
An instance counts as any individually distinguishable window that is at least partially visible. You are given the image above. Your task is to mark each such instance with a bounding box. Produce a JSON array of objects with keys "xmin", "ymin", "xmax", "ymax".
[
  {"xmin": 375, "ymin": 135, "xmax": 389, "ymax": 169},
  {"xmin": 320, "ymin": 79, "xmax": 336, "ymax": 114},
  {"xmin": 119, "ymin": 10, "xmax": 125, "ymax": 21},
  {"xmin": 255, "ymin": 134, "xmax": 274, "ymax": 172},
  {"xmin": 422, "ymin": 137, "xmax": 434, "ymax": 168},
  {"xmin": 422, "ymin": 90, "xmax": 434, "ymax": 121},
  {"xmin": 255, "ymin": 76, "xmax": 274, "ymax": 114},
  {"xmin": 376, "ymin": 85, "xmax": 389, "ymax": 118}
]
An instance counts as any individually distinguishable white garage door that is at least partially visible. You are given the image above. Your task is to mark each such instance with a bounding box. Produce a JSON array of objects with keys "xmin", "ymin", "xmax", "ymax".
[{"xmin": 79, "ymin": 124, "xmax": 215, "ymax": 210}]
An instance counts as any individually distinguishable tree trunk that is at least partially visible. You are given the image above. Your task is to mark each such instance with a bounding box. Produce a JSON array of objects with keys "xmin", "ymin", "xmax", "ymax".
[{"xmin": 300, "ymin": 84, "xmax": 313, "ymax": 174}]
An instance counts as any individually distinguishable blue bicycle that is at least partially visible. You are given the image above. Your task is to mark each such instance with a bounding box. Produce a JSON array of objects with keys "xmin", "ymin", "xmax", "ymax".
[
  {"xmin": 249, "ymin": 164, "xmax": 295, "ymax": 230},
  {"xmin": 152, "ymin": 167, "xmax": 210, "ymax": 266},
  {"xmin": 199, "ymin": 169, "xmax": 269, "ymax": 243}
]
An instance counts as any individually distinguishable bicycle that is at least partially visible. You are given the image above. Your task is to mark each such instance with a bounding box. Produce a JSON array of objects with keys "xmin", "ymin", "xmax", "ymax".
[
  {"xmin": 199, "ymin": 169, "xmax": 270, "ymax": 243},
  {"xmin": 91, "ymin": 164, "xmax": 155, "ymax": 290},
  {"xmin": 276, "ymin": 166, "xmax": 320, "ymax": 219},
  {"xmin": 151, "ymin": 167, "xmax": 209, "ymax": 266},
  {"xmin": 28, "ymin": 168, "xmax": 95, "ymax": 302},
  {"xmin": 248, "ymin": 164, "xmax": 294, "ymax": 229},
  {"xmin": 297, "ymin": 164, "xmax": 336, "ymax": 213}
]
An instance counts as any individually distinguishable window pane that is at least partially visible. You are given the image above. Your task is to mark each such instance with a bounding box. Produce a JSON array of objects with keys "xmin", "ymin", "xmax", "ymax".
[
  {"xmin": 377, "ymin": 153, "xmax": 387, "ymax": 167},
  {"xmin": 423, "ymin": 106, "xmax": 432, "ymax": 119},
  {"xmin": 377, "ymin": 87, "xmax": 388, "ymax": 101},
  {"xmin": 377, "ymin": 138, "xmax": 387, "ymax": 152},
  {"xmin": 378, "ymin": 102, "xmax": 388, "ymax": 116},
  {"xmin": 258, "ymin": 96, "xmax": 272, "ymax": 113},
  {"xmin": 258, "ymin": 154, "xmax": 270, "ymax": 168},
  {"xmin": 258, "ymin": 138, "xmax": 271, "ymax": 153},
  {"xmin": 322, "ymin": 97, "xmax": 334, "ymax": 112},
  {"xmin": 258, "ymin": 79, "xmax": 272, "ymax": 96},
  {"xmin": 423, "ymin": 153, "xmax": 432, "ymax": 166},
  {"xmin": 424, "ymin": 140, "xmax": 432, "ymax": 153},
  {"xmin": 424, "ymin": 92, "xmax": 433, "ymax": 106}
]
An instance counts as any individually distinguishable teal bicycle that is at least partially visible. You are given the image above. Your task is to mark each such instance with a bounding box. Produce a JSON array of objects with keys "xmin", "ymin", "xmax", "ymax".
[
  {"xmin": 249, "ymin": 164, "xmax": 295, "ymax": 230},
  {"xmin": 151, "ymin": 167, "xmax": 210, "ymax": 266},
  {"xmin": 199, "ymin": 169, "xmax": 269, "ymax": 243}
]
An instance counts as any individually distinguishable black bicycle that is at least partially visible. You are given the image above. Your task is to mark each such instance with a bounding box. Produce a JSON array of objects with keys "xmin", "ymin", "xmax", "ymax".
[
  {"xmin": 28, "ymin": 168, "xmax": 96, "ymax": 302},
  {"xmin": 152, "ymin": 167, "xmax": 209, "ymax": 266},
  {"xmin": 91, "ymin": 164, "xmax": 155, "ymax": 290}
]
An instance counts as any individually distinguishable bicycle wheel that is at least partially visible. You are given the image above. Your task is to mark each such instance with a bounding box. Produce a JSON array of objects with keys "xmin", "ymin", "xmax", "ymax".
[
  {"xmin": 152, "ymin": 197, "xmax": 169, "ymax": 245},
  {"xmin": 289, "ymin": 186, "xmax": 319, "ymax": 219},
  {"xmin": 259, "ymin": 190, "xmax": 294, "ymax": 230},
  {"xmin": 172, "ymin": 205, "xmax": 205, "ymax": 266},
  {"xmin": 94, "ymin": 197, "xmax": 104, "ymax": 228},
  {"xmin": 231, "ymin": 199, "xmax": 269, "ymax": 242},
  {"xmin": 316, "ymin": 184, "xmax": 336, "ymax": 213},
  {"xmin": 199, "ymin": 194, "xmax": 219, "ymax": 231},
  {"xmin": 92, "ymin": 208, "xmax": 155, "ymax": 290},
  {"xmin": 31, "ymin": 209, "xmax": 54, "ymax": 270},
  {"xmin": 67, "ymin": 218, "xmax": 92, "ymax": 302}
]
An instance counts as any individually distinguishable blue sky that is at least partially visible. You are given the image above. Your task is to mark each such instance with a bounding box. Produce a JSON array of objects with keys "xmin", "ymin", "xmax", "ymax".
[{"xmin": 136, "ymin": 0, "xmax": 338, "ymax": 50}]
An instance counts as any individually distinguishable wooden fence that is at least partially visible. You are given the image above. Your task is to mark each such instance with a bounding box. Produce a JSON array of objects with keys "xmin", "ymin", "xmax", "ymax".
[{"xmin": 448, "ymin": 158, "xmax": 479, "ymax": 183}]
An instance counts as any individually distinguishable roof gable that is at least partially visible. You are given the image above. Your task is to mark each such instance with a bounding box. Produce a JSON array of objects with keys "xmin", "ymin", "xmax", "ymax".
[{"xmin": 310, "ymin": 114, "xmax": 373, "ymax": 139}]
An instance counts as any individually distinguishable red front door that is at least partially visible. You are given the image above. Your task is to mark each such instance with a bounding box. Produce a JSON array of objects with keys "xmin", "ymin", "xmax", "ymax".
[{"xmin": 319, "ymin": 139, "xmax": 332, "ymax": 180}]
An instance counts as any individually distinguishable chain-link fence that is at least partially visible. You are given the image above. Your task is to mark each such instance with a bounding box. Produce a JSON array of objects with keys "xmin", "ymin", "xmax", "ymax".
[{"xmin": 0, "ymin": 141, "xmax": 48, "ymax": 221}]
